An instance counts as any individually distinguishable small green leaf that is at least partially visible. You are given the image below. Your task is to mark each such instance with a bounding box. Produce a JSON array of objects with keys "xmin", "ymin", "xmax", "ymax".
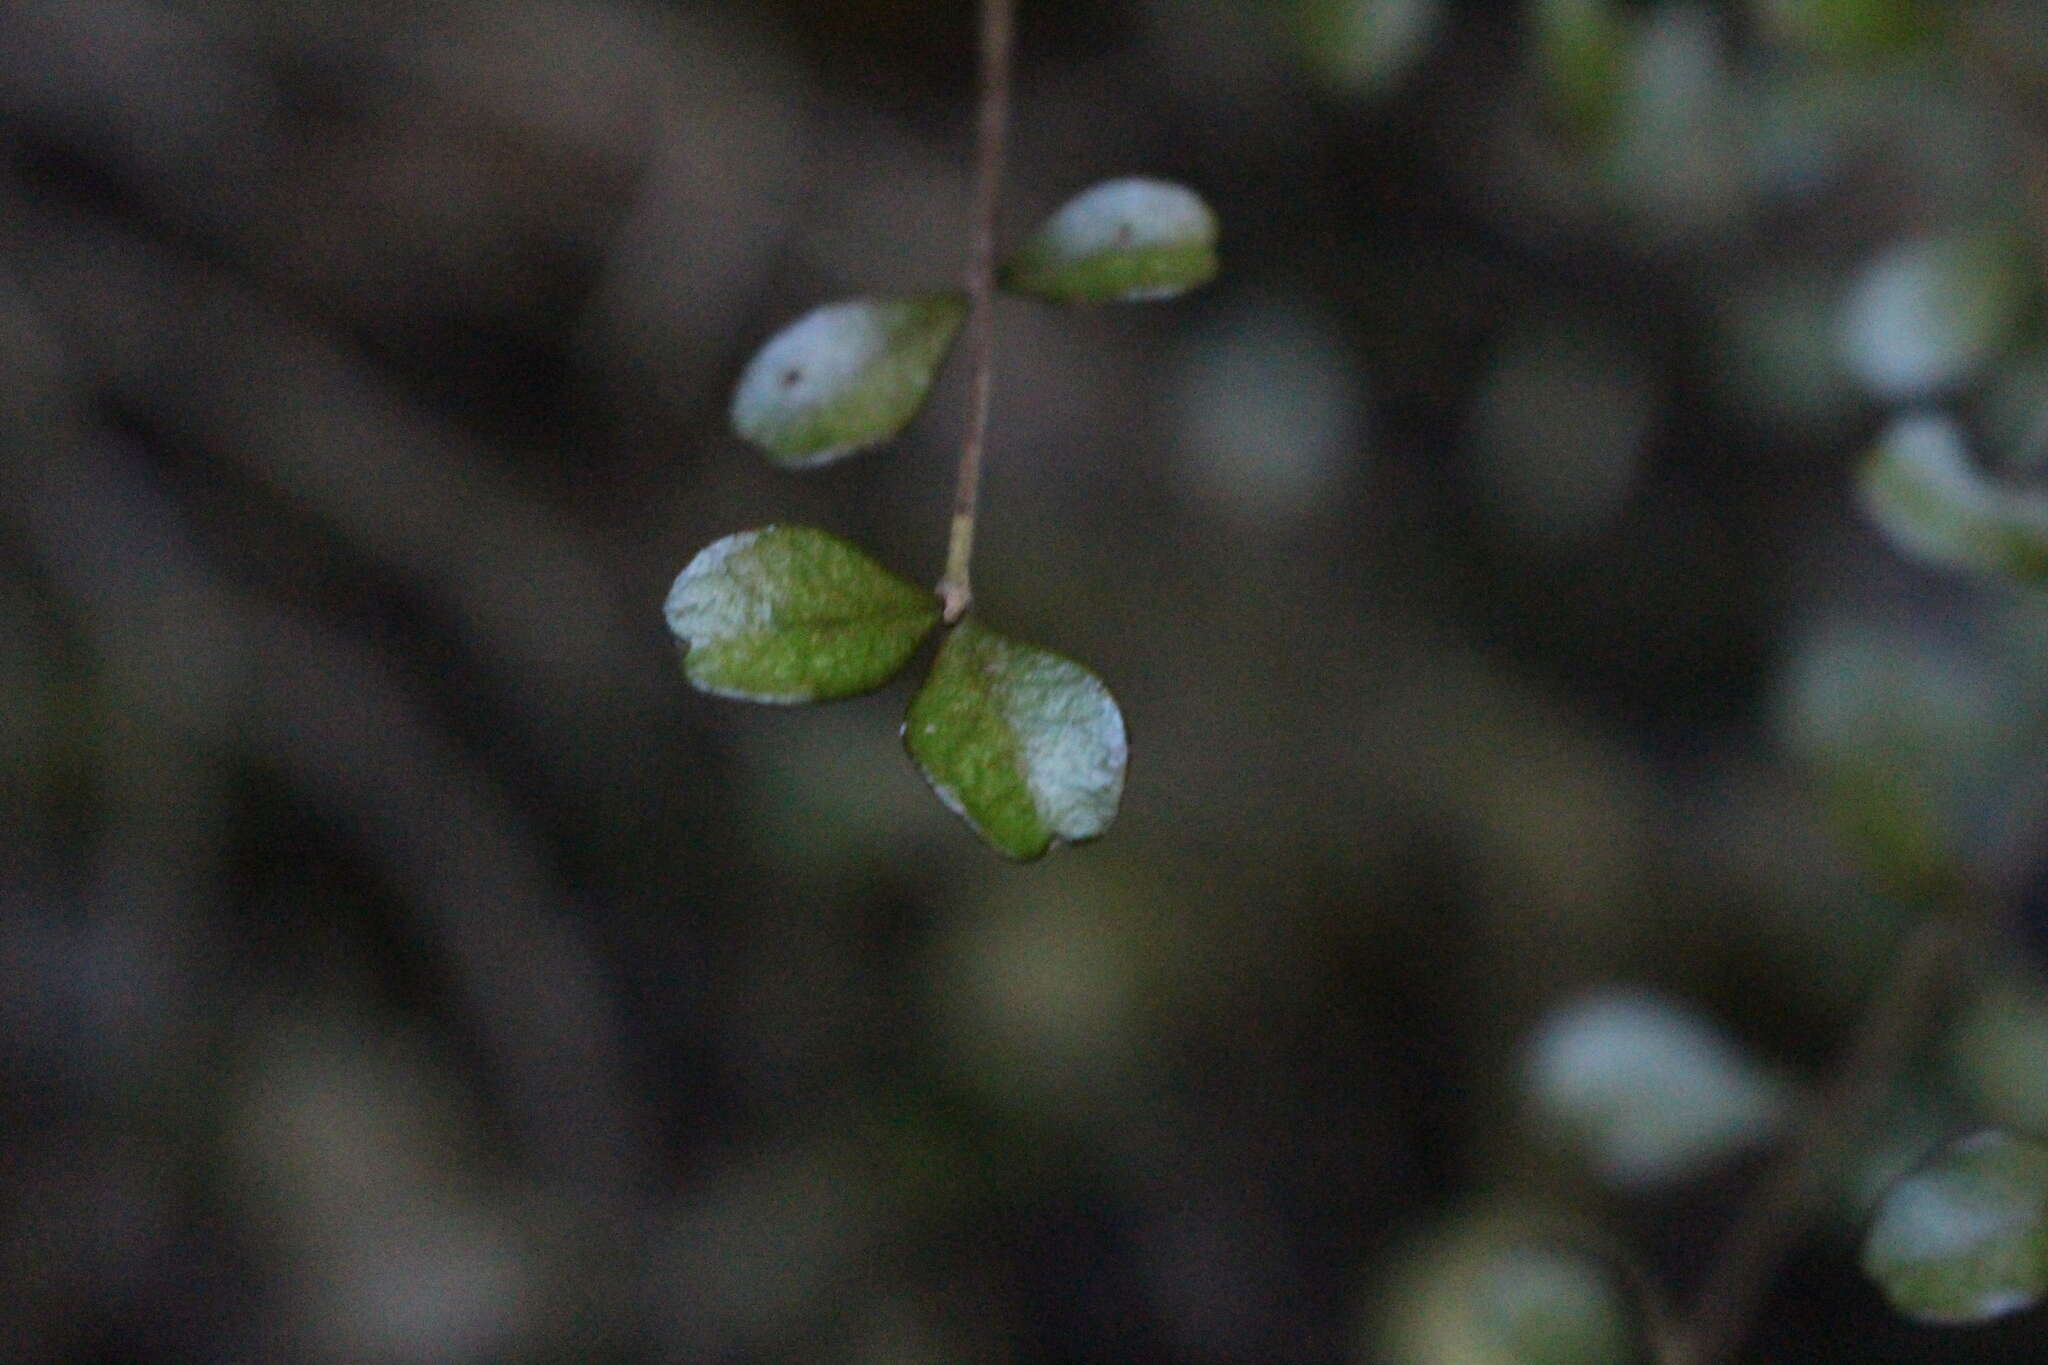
[
  {"xmin": 1472, "ymin": 1244, "xmax": 1648, "ymax": 1365},
  {"xmin": 1523, "ymin": 988, "xmax": 1788, "ymax": 1189},
  {"xmin": 665, "ymin": 526, "xmax": 938, "ymax": 703},
  {"xmin": 1374, "ymin": 1208, "xmax": 1653, "ymax": 1365},
  {"xmin": 730, "ymin": 294, "xmax": 966, "ymax": 467},
  {"xmin": 1771, "ymin": 617, "xmax": 2007, "ymax": 901},
  {"xmin": 1838, "ymin": 231, "xmax": 2031, "ymax": 402},
  {"xmin": 1862, "ymin": 1130, "xmax": 2048, "ymax": 1326},
  {"xmin": 1000, "ymin": 178, "xmax": 1219, "ymax": 304},
  {"xmin": 903, "ymin": 620, "xmax": 1127, "ymax": 860},
  {"xmin": 1858, "ymin": 412, "xmax": 2048, "ymax": 584}
]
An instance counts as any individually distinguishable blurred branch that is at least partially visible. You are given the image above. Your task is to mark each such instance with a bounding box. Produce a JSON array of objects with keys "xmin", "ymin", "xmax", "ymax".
[
  {"xmin": 7, "ymin": 197, "xmax": 667, "ymax": 794},
  {"xmin": 1669, "ymin": 893, "xmax": 1992, "ymax": 1365},
  {"xmin": 0, "ymin": 246, "xmax": 648, "ymax": 1205},
  {"xmin": 0, "ymin": 0, "xmax": 670, "ymax": 803}
]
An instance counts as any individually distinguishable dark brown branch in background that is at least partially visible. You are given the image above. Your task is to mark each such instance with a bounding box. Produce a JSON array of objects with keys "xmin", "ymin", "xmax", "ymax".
[
  {"xmin": 937, "ymin": 0, "xmax": 1016, "ymax": 624},
  {"xmin": 1669, "ymin": 13, "xmax": 2048, "ymax": 1359},
  {"xmin": 1669, "ymin": 897, "xmax": 1990, "ymax": 1365},
  {"xmin": 2, "ymin": 188, "xmax": 649, "ymax": 1205}
]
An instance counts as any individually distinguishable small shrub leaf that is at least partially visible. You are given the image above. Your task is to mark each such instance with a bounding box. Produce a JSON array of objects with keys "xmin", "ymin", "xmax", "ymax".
[
  {"xmin": 903, "ymin": 620, "xmax": 1127, "ymax": 860},
  {"xmin": 665, "ymin": 526, "xmax": 938, "ymax": 703},
  {"xmin": 730, "ymin": 294, "xmax": 967, "ymax": 467},
  {"xmin": 1523, "ymin": 988, "xmax": 1788, "ymax": 1189},
  {"xmin": 1839, "ymin": 232, "xmax": 2031, "ymax": 402},
  {"xmin": 1858, "ymin": 412, "xmax": 2048, "ymax": 584},
  {"xmin": 1862, "ymin": 1130, "xmax": 2048, "ymax": 1325},
  {"xmin": 1472, "ymin": 1244, "xmax": 1648, "ymax": 1365},
  {"xmin": 1000, "ymin": 178, "xmax": 1219, "ymax": 304},
  {"xmin": 1375, "ymin": 1210, "xmax": 1653, "ymax": 1365}
]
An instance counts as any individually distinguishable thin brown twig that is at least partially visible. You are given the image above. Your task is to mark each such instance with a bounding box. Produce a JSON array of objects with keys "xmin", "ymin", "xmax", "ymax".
[
  {"xmin": 1668, "ymin": 898, "xmax": 1988, "ymax": 1365},
  {"xmin": 938, "ymin": 0, "xmax": 1016, "ymax": 625}
]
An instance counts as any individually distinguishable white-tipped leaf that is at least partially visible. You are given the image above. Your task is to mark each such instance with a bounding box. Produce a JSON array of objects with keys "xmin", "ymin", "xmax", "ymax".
[
  {"xmin": 1839, "ymin": 232, "xmax": 2030, "ymax": 402},
  {"xmin": 1863, "ymin": 1130, "xmax": 2048, "ymax": 1326},
  {"xmin": 665, "ymin": 526, "xmax": 938, "ymax": 703},
  {"xmin": 1858, "ymin": 412, "xmax": 2048, "ymax": 584},
  {"xmin": 730, "ymin": 294, "xmax": 965, "ymax": 466},
  {"xmin": 1001, "ymin": 178, "xmax": 1218, "ymax": 304},
  {"xmin": 1524, "ymin": 987, "xmax": 1788, "ymax": 1189},
  {"xmin": 903, "ymin": 620, "xmax": 1126, "ymax": 860}
]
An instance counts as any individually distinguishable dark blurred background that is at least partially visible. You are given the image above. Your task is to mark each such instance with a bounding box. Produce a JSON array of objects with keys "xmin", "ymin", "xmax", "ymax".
[{"xmin": 7, "ymin": 0, "xmax": 2048, "ymax": 1360}]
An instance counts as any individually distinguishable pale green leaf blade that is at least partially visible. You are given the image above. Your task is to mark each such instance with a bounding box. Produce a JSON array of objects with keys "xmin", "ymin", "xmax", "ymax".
[
  {"xmin": 903, "ymin": 621, "xmax": 1127, "ymax": 860},
  {"xmin": 1839, "ymin": 231, "xmax": 2030, "ymax": 403},
  {"xmin": 730, "ymin": 294, "xmax": 966, "ymax": 467},
  {"xmin": 1375, "ymin": 1207, "xmax": 1653, "ymax": 1365},
  {"xmin": 1858, "ymin": 412, "xmax": 2048, "ymax": 584},
  {"xmin": 1000, "ymin": 178, "xmax": 1218, "ymax": 304},
  {"xmin": 1523, "ymin": 988, "xmax": 1788, "ymax": 1189},
  {"xmin": 665, "ymin": 526, "xmax": 938, "ymax": 703},
  {"xmin": 1862, "ymin": 1129, "xmax": 2048, "ymax": 1326}
]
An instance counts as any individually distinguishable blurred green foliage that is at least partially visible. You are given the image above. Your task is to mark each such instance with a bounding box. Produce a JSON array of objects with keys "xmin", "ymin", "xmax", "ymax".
[{"xmin": 6, "ymin": 0, "xmax": 2048, "ymax": 1361}]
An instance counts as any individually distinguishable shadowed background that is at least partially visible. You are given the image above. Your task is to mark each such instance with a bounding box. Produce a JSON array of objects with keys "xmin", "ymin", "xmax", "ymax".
[{"xmin": 6, "ymin": 0, "xmax": 2048, "ymax": 1361}]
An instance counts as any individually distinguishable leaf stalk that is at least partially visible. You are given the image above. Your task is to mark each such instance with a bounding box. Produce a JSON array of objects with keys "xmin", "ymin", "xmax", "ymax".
[{"xmin": 938, "ymin": 0, "xmax": 1016, "ymax": 624}]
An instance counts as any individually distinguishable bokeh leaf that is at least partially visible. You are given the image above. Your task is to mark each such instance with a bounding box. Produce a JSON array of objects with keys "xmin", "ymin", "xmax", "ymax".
[
  {"xmin": 1838, "ymin": 231, "xmax": 2031, "ymax": 402},
  {"xmin": 1295, "ymin": 0, "xmax": 1444, "ymax": 97},
  {"xmin": 1949, "ymin": 973, "xmax": 2048, "ymax": 1138},
  {"xmin": 903, "ymin": 620, "xmax": 1127, "ymax": 860},
  {"xmin": 1523, "ymin": 987, "xmax": 1788, "ymax": 1189},
  {"xmin": 1858, "ymin": 412, "xmax": 2048, "ymax": 584},
  {"xmin": 665, "ymin": 526, "xmax": 938, "ymax": 703},
  {"xmin": 1000, "ymin": 178, "xmax": 1219, "ymax": 304},
  {"xmin": 1752, "ymin": 0, "xmax": 1939, "ymax": 61},
  {"xmin": 1862, "ymin": 1129, "xmax": 2048, "ymax": 1325},
  {"xmin": 1531, "ymin": 0, "xmax": 1630, "ymax": 138},
  {"xmin": 1373, "ymin": 1207, "xmax": 1653, "ymax": 1365},
  {"xmin": 730, "ymin": 294, "xmax": 966, "ymax": 467}
]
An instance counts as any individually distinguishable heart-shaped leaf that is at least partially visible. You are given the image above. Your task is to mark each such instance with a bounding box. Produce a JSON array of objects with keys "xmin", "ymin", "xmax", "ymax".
[
  {"xmin": 1858, "ymin": 412, "xmax": 2048, "ymax": 585},
  {"xmin": 903, "ymin": 620, "xmax": 1127, "ymax": 860},
  {"xmin": 665, "ymin": 526, "xmax": 939, "ymax": 703},
  {"xmin": 1000, "ymin": 178, "xmax": 1219, "ymax": 304},
  {"xmin": 730, "ymin": 294, "xmax": 967, "ymax": 467},
  {"xmin": 1862, "ymin": 1129, "xmax": 2048, "ymax": 1326}
]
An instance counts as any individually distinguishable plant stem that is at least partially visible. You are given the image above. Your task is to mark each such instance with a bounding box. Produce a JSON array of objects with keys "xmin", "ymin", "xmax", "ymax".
[
  {"xmin": 938, "ymin": 0, "xmax": 1016, "ymax": 625},
  {"xmin": 1666, "ymin": 896, "xmax": 1987, "ymax": 1365}
]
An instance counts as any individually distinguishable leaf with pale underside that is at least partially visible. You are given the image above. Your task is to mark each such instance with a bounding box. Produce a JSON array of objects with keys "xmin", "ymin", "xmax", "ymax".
[
  {"xmin": 1523, "ymin": 988, "xmax": 1788, "ymax": 1190},
  {"xmin": 903, "ymin": 620, "xmax": 1127, "ymax": 860},
  {"xmin": 1858, "ymin": 412, "xmax": 2048, "ymax": 584},
  {"xmin": 665, "ymin": 526, "xmax": 938, "ymax": 703},
  {"xmin": 730, "ymin": 294, "xmax": 966, "ymax": 467},
  {"xmin": 1862, "ymin": 1129, "xmax": 2048, "ymax": 1326},
  {"xmin": 1000, "ymin": 178, "xmax": 1219, "ymax": 304}
]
